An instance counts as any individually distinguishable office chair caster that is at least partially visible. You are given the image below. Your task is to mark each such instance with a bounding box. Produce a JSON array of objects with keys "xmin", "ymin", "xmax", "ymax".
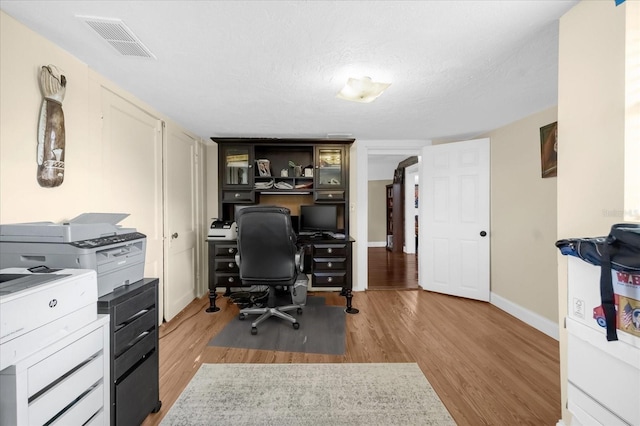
[
  {"xmin": 239, "ymin": 313, "xmax": 246, "ymax": 320},
  {"xmin": 297, "ymin": 308, "xmax": 303, "ymax": 315},
  {"xmin": 251, "ymin": 327, "xmax": 258, "ymax": 335},
  {"xmin": 293, "ymin": 322, "xmax": 300, "ymax": 329}
]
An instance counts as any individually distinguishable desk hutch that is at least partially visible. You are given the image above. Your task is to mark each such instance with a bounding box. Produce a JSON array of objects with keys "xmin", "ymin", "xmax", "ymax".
[{"xmin": 207, "ymin": 138, "xmax": 358, "ymax": 314}]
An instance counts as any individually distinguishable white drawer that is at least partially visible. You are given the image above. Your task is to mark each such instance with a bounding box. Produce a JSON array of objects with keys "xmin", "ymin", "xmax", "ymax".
[
  {"xmin": 567, "ymin": 318, "xmax": 640, "ymax": 425},
  {"xmin": 27, "ymin": 327, "xmax": 104, "ymax": 397},
  {"xmin": 50, "ymin": 383, "xmax": 105, "ymax": 426},
  {"xmin": 29, "ymin": 354, "xmax": 104, "ymax": 425}
]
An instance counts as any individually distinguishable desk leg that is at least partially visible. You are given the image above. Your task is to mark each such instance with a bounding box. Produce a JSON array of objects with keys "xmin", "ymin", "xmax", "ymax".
[
  {"xmin": 341, "ymin": 288, "xmax": 359, "ymax": 314},
  {"xmin": 206, "ymin": 289, "xmax": 220, "ymax": 312}
]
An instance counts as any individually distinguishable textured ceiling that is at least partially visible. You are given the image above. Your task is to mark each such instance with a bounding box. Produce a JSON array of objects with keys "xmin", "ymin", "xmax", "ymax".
[{"xmin": 0, "ymin": 0, "xmax": 578, "ymax": 142}]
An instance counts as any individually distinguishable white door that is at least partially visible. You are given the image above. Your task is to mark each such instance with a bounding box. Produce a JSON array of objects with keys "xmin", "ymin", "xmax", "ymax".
[
  {"xmin": 163, "ymin": 127, "xmax": 198, "ymax": 321},
  {"xmin": 100, "ymin": 88, "xmax": 164, "ymax": 301},
  {"xmin": 420, "ymin": 138, "xmax": 490, "ymax": 301}
]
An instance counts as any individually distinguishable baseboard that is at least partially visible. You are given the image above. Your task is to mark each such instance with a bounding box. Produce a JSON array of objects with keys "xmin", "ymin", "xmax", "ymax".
[
  {"xmin": 490, "ymin": 292, "xmax": 559, "ymax": 340},
  {"xmin": 368, "ymin": 241, "xmax": 386, "ymax": 247},
  {"xmin": 556, "ymin": 420, "xmax": 568, "ymax": 426}
]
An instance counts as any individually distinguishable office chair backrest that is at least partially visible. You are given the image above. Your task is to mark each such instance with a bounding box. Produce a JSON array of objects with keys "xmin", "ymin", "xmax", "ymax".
[{"xmin": 235, "ymin": 206, "xmax": 298, "ymax": 283}]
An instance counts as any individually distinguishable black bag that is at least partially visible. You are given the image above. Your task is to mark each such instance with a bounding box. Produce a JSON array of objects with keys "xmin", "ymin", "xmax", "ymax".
[{"xmin": 556, "ymin": 223, "xmax": 640, "ymax": 341}]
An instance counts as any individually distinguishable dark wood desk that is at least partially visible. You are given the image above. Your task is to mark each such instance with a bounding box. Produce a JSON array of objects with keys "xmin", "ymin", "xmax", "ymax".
[{"xmin": 206, "ymin": 236, "xmax": 358, "ymax": 314}]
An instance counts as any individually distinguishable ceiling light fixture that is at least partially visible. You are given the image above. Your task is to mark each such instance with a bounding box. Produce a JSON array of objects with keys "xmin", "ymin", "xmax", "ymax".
[{"xmin": 336, "ymin": 76, "xmax": 391, "ymax": 103}]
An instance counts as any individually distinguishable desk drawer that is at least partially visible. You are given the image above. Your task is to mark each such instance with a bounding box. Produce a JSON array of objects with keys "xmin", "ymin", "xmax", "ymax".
[
  {"xmin": 214, "ymin": 244, "xmax": 238, "ymax": 257},
  {"xmin": 313, "ymin": 257, "xmax": 347, "ymax": 271},
  {"xmin": 114, "ymin": 308, "xmax": 156, "ymax": 357},
  {"xmin": 313, "ymin": 272, "xmax": 346, "ymax": 287},
  {"xmin": 114, "ymin": 288, "xmax": 155, "ymax": 325},
  {"xmin": 214, "ymin": 258, "xmax": 239, "ymax": 273},
  {"xmin": 313, "ymin": 244, "xmax": 347, "ymax": 257},
  {"xmin": 214, "ymin": 273, "xmax": 242, "ymax": 287},
  {"xmin": 223, "ymin": 190, "xmax": 254, "ymax": 202},
  {"xmin": 315, "ymin": 190, "xmax": 345, "ymax": 201}
]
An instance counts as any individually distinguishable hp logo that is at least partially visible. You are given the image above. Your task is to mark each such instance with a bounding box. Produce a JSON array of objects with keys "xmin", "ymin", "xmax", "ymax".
[{"xmin": 49, "ymin": 299, "xmax": 58, "ymax": 308}]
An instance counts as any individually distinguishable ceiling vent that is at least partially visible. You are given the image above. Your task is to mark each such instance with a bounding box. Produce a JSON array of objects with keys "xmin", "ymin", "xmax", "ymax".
[{"xmin": 78, "ymin": 16, "xmax": 156, "ymax": 59}]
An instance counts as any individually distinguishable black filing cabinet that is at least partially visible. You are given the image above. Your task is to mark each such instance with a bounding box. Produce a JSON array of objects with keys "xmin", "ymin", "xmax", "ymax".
[{"xmin": 98, "ymin": 278, "xmax": 161, "ymax": 425}]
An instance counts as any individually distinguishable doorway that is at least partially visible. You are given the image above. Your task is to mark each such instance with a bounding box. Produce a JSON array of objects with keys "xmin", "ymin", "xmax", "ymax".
[{"xmin": 354, "ymin": 140, "xmax": 428, "ymax": 292}]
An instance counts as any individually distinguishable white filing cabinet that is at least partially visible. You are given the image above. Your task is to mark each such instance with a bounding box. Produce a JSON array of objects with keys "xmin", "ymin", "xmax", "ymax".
[
  {"xmin": 0, "ymin": 315, "xmax": 110, "ymax": 426},
  {"xmin": 567, "ymin": 257, "xmax": 640, "ymax": 426}
]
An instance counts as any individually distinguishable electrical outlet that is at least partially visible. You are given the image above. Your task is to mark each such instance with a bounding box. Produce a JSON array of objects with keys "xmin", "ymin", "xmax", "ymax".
[{"xmin": 573, "ymin": 298, "xmax": 585, "ymax": 319}]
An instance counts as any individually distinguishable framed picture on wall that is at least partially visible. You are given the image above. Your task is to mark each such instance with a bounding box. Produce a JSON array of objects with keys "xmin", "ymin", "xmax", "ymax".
[{"xmin": 540, "ymin": 121, "xmax": 558, "ymax": 178}]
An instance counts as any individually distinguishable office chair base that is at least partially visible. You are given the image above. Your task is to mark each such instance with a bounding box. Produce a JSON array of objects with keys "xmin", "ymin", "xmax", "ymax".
[{"xmin": 239, "ymin": 304, "xmax": 303, "ymax": 334}]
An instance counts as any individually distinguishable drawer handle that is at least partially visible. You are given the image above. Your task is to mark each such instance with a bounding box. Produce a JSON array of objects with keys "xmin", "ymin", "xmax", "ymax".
[
  {"xmin": 228, "ymin": 262, "xmax": 235, "ymax": 268},
  {"xmin": 327, "ymin": 277, "xmax": 333, "ymax": 283},
  {"xmin": 328, "ymin": 262, "xmax": 333, "ymax": 268},
  {"xmin": 228, "ymin": 248, "xmax": 234, "ymax": 254},
  {"xmin": 228, "ymin": 277, "xmax": 235, "ymax": 283},
  {"xmin": 327, "ymin": 248, "xmax": 333, "ymax": 254},
  {"xmin": 132, "ymin": 331, "xmax": 150, "ymax": 344}
]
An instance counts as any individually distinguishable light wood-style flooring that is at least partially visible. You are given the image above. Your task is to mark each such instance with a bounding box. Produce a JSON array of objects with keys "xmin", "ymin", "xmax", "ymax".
[{"xmin": 143, "ymin": 250, "xmax": 560, "ymax": 426}]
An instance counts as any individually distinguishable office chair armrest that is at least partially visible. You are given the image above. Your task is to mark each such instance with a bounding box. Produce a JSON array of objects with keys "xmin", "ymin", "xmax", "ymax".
[{"xmin": 295, "ymin": 247, "xmax": 304, "ymax": 273}]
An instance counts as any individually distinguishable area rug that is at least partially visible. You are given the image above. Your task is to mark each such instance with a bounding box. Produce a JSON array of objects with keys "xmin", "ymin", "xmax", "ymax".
[
  {"xmin": 208, "ymin": 296, "xmax": 346, "ymax": 355},
  {"xmin": 160, "ymin": 363, "xmax": 456, "ymax": 426}
]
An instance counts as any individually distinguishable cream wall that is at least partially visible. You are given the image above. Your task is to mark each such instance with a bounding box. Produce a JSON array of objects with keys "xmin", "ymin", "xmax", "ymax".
[
  {"xmin": 0, "ymin": 12, "xmax": 208, "ymax": 311},
  {"xmin": 0, "ymin": 11, "xmax": 202, "ymax": 223},
  {"xmin": 557, "ymin": 0, "xmax": 636, "ymax": 423},
  {"xmin": 0, "ymin": 12, "xmax": 98, "ymax": 223},
  {"xmin": 489, "ymin": 106, "xmax": 558, "ymax": 323},
  {"xmin": 368, "ymin": 180, "xmax": 391, "ymax": 244}
]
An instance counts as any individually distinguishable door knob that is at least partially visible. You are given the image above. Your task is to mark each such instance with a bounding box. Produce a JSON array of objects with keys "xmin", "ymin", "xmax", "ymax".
[
  {"xmin": 172, "ymin": 232, "xmax": 179, "ymax": 239},
  {"xmin": 480, "ymin": 231, "xmax": 487, "ymax": 237}
]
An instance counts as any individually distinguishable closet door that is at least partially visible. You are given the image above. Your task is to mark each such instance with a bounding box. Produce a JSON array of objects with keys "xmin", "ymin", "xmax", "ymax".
[
  {"xmin": 164, "ymin": 127, "xmax": 198, "ymax": 321},
  {"xmin": 101, "ymin": 88, "xmax": 164, "ymax": 316}
]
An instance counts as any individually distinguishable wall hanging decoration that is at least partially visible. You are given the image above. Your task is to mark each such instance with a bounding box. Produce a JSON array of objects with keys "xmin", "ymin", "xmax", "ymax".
[
  {"xmin": 540, "ymin": 121, "xmax": 558, "ymax": 178},
  {"xmin": 37, "ymin": 64, "xmax": 67, "ymax": 187}
]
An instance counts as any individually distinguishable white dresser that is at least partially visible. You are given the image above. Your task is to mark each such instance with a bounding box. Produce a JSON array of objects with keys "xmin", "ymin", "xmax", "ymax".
[
  {"xmin": 0, "ymin": 316, "xmax": 110, "ymax": 425},
  {"xmin": 0, "ymin": 268, "xmax": 110, "ymax": 426},
  {"xmin": 566, "ymin": 257, "xmax": 640, "ymax": 426}
]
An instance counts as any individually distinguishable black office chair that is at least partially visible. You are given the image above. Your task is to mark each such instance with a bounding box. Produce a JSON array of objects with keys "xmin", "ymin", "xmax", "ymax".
[{"xmin": 234, "ymin": 206, "xmax": 303, "ymax": 335}]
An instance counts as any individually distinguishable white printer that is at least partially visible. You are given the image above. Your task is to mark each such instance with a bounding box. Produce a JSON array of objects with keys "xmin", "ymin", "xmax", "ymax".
[
  {"xmin": 0, "ymin": 213, "xmax": 146, "ymax": 297},
  {"xmin": 208, "ymin": 219, "xmax": 237, "ymax": 240},
  {"xmin": 0, "ymin": 267, "xmax": 98, "ymax": 370}
]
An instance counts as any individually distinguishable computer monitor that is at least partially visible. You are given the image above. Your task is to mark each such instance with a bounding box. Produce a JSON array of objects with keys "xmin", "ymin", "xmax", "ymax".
[{"xmin": 299, "ymin": 205, "xmax": 338, "ymax": 233}]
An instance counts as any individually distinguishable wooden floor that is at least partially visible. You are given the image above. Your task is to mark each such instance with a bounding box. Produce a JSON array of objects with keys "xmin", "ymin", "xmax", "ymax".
[
  {"xmin": 142, "ymin": 253, "xmax": 561, "ymax": 426},
  {"xmin": 368, "ymin": 246, "xmax": 419, "ymax": 290}
]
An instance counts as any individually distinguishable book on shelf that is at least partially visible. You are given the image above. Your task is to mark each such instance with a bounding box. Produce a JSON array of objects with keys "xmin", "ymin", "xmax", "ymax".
[{"xmin": 226, "ymin": 153, "xmax": 248, "ymax": 162}]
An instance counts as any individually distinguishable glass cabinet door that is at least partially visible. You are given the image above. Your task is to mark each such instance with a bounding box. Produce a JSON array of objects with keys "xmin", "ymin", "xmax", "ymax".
[
  {"xmin": 221, "ymin": 145, "xmax": 253, "ymax": 188},
  {"xmin": 315, "ymin": 146, "xmax": 344, "ymax": 189}
]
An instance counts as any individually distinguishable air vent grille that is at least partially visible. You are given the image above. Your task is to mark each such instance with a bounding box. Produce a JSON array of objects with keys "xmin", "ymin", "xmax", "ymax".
[{"xmin": 79, "ymin": 16, "xmax": 156, "ymax": 59}]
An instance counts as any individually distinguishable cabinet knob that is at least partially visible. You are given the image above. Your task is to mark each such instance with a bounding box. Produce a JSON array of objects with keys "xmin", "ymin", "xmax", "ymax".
[
  {"xmin": 228, "ymin": 277, "xmax": 235, "ymax": 283},
  {"xmin": 234, "ymin": 193, "xmax": 241, "ymax": 198},
  {"xmin": 327, "ymin": 277, "xmax": 333, "ymax": 283},
  {"xmin": 327, "ymin": 248, "xmax": 333, "ymax": 254},
  {"xmin": 328, "ymin": 194, "xmax": 333, "ymax": 198},
  {"xmin": 171, "ymin": 232, "xmax": 178, "ymax": 239},
  {"xmin": 228, "ymin": 248, "xmax": 234, "ymax": 254},
  {"xmin": 327, "ymin": 262, "xmax": 333, "ymax": 268},
  {"xmin": 228, "ymin": 262, "xmax": 234, "ymax": 268}
]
